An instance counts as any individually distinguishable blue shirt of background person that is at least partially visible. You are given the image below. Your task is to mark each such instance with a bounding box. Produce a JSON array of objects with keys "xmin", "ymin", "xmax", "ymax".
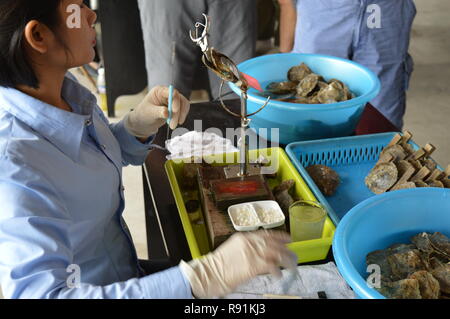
[{"xmin": 279, "ymin": 0, "xmax": 416, "ymax": 129}]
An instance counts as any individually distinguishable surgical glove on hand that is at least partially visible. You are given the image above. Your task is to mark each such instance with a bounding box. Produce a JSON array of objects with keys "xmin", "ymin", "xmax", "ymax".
[
  {"xmin": 179, "ymin": 230, "xmax": 298, "ymax": 298},
  {"xmin": 124, "ymin": 86, "xmax": 190, "ymax": 138}
]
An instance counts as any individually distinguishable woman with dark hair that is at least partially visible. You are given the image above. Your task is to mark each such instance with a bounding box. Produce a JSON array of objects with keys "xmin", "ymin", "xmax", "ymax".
[{"xmin": 0, "ymin": 0, "xmax": 296, "ymax": 299}]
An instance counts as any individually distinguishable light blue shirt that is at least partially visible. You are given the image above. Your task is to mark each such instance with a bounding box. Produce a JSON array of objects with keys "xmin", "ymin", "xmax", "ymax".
[
  {"xmin": 0, "ymin": 76, "xmax": 192, "ymax": 299},
  {"xmin": 292, "ymin": 0, "xmax": 416, "ymax": 128}
]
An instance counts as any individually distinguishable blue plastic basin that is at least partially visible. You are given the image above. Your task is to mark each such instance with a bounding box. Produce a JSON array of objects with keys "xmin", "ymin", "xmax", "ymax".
[
  {"xmin": 333, "ymin": 188, "xmax": 450, "ymax": 299},
  {"xmin": 229, "ymin": 53, "xmax": 381, "ymax": 145}
]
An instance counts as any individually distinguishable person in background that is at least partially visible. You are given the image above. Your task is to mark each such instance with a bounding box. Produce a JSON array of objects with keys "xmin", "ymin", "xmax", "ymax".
[
  {"xmin": 277, "ymin": 0, "xmax": 416, "ymax": 129},
  {"xmin": 0, "ymin": 0, "xmax": 297, "ymax": 299},
  {"xmin": 137, "ymin": 0, "xmax": 258, "ymax": 100}
]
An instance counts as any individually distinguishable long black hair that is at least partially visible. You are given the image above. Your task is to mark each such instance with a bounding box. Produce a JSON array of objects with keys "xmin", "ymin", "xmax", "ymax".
[{"xmin": 0, "ymin": 0, "xmax": 63, "ymax": 88}]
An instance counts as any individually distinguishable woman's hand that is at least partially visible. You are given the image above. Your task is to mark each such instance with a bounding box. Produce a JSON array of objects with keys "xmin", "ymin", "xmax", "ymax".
[
  {"xmin": 179, "ymin": 230, "xmax": 298, "ymax": 298},
  {"xmin": 124, "ymin": 86, "xmax": 190, "ymax": 139}
]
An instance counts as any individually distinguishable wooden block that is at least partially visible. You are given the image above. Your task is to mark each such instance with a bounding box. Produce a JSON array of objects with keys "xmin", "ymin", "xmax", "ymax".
[
  {"xmin": 444, "ymin": 165, "xmax": 450, "ymax": 177},
  {"xmin": 410, "ymin": 166, "xmax": 431, "ymax": 182},
  {"xmin": 409, "ymin": 159, "xmax": 423, "ymax": 171},
  {"xmin": 387, "ymin": 133, "xmax": 403, "ymax": 147},
  {"xmin": 197, "ymin": 166, "xmax": 275, "ymax": 249},
  {"xmin": 425, "ymin": 168, "xmax": 444, "ymax": 183},
  {"xmin": 401, "ymin": 142, "xmax": 415, "ymax": 155},
  {"xmin": 391, "ymin": 182, "xmax": 416, "ymax": 191},
  {"xmin": 428, "ymin": 180, "xmax": 444, "ymax": 188},
  {"xmin": 380, "ymin": 145, "xmax": 407, "ymax": 162},
  {"xmin": 421, "ymin": 158, "xmax": 437, "ymax": 171},
  {"xmin": 406, "ymin": 148, "xmax": 426, "ymax": 161},
  {"xmin": 424, "ymin": 143, "xmax": 436, "ymax": 157},
  {"xmin": 197, "ymin": 167, "xmax": 233, "ymax": 248},
  {"xmin": 376, "ymin": 153, "xmax": 395, "ymax": 166},
  {"xmin": 391, "ymin": 160, "xmax": 415, "ymax": 190},
  {"xmin": 402, "ymin": 130, "xmax": 413, "ymax": 143},
  {"xmin": 415, "ymin": 180, "xmax": 430, "ymax": 188},
  {"xmin": 440, "ymin": 165, "xmax": 450, "ymax": 188}
]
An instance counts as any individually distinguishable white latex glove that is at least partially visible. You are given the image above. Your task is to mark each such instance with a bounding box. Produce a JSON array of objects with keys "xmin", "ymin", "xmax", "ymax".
[
  {"xmin": 124, "ymin": 86, "xmax": 190, "ymax": 138},
  {"xmin": 179, "ymin": 230, "xmax": 298, "ymax": 299}
]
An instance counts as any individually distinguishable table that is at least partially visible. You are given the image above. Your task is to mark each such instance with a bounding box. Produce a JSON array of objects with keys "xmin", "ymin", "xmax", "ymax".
[{"xmin": 142, "ymin": 100, "xmax": 398, "ymax": 265}]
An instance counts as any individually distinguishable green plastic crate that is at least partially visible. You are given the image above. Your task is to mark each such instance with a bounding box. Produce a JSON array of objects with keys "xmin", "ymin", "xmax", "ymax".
[{"xmin": 165, "ymin": 148, "xmax": 335, "ymax": 264}]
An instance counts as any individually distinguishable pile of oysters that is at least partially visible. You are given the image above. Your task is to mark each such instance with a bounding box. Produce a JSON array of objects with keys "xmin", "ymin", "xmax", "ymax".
[
  {"xmin": 365, "ymin": 131, "xmax": 450, "ymax": 194},
  {"xmin": 264, "ymin": 63, "xmax": 355, "ymax": 104},
  {"xmin": 366, "ymin": 232, "xmax": 450, "ymax": 299}
]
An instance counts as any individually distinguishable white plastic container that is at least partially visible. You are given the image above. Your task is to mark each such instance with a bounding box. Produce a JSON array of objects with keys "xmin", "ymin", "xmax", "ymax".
[{"xmin": 228, "ymin": 201, "xmax": 285, "ymax": 232}]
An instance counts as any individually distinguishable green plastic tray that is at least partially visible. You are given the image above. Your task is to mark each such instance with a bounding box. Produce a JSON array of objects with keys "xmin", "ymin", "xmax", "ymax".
[{"xmin": 165, "ymin": 148, "xmax": 335, "ymax": 264}]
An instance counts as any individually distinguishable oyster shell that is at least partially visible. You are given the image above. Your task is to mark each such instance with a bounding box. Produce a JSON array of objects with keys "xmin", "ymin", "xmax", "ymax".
[
  {"xmin": 367, "ymin": 249, "xmax": 395, "ymax": 282},
  {"xmin": 408, "ymin": 271, "xmax": 441, "ymax": 299},
  {"xmin": 367, "ymin": 233, "xmax": 450, "ymax": 299},
  {"xmin": 273, "ymin": 180, "xmax": 296, "ymax": 219},
  {"xmin": 365, "ymin": 162, "xmax": 398, "ymax": 194},
  {"xmin": 328, "ymin": 79, "xmax": 353, "ymax": 100},
  {"xmin": 266, "ymin": 81, "xmax": 298, "ymax": 95},
  {"xmin": 306, "ymin": 165, "xmax": 340, "ymax": 196},
  {"xmin": 296, "ymin": 74, "xmax": 322, "ymax": 97},
  {"xmin": 411, "ymin": 232, "xmax": 435, "ymax": 255},
  {"xmin": 429, "ymin": 232, "xmax": 450, "ymax": 259},
  {"xmin": 288, "ymin": 63, "xmax": 312, "ymax": 82},
  {"xmin": 429, "ymin": 258, "xmax": 450, "ymax": 294},
  {"xmin": 387, "ymin": 248, "xmax": 427, "ymax": 279},
  {"xmin": 208, "ymin": 49, "xmax": 241, "ymax": 83},
  {"xmin": 316, "ymin": 82, "xmax": 346, "ymax": 104},
  {"xmin": 276, "ymin": 63, "xmax": 356, "ymax": 103},
  {"xmin": 377, "ymin": 279, "xmax": 422, "ymax": 299}
]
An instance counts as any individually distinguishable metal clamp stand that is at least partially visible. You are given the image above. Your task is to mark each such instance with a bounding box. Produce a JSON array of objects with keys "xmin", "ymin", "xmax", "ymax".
[{"xmin": 190, "ymin": 14, "xmax": 270, "ymax": 178}]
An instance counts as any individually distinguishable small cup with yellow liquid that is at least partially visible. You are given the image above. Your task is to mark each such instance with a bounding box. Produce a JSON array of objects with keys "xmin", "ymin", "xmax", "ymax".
[{"xmin": 289, "ymin": 200, "xmax": 327, "ymax": 242}]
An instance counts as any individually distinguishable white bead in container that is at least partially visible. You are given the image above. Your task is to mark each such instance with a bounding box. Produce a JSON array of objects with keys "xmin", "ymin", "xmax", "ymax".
[
  {"xmin": 253, "ymin": 201, "xmax": 285, "ymax": 229},
  {"xmin": 228, "ymin": 201, "xmax": 285, "ymax": 231},
  {"xmin": 228, "ymin": 203, "xmax": 260, "ymax": 232}
]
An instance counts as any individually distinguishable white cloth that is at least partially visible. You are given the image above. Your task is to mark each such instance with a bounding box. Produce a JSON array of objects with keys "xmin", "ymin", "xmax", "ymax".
[
  {"xmin": 225, "ymin": 262, "xmax": 356, "ymax": 299},
  {"xmin": 166, "ymin": 131, "xmax": 239, "ymax": 160}
]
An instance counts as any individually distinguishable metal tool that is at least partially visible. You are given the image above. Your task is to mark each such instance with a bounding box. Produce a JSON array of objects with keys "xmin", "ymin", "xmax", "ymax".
[
  {"xmin": 166, "ymin": 42, "xmax": 176, "ymax": 142},
  {"xmin": 166, "ymin": 85, "xmax": 174, "ymax": 141},
  {"xmin": 190, "ymin": 14, "xmax": 271, "ymax": 178}
]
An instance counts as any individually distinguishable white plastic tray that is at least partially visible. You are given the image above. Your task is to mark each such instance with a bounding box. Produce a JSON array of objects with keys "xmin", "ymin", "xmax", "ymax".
[{"xmin": 228, "ymin": 200, "xmax": 285, "ymax": 231}]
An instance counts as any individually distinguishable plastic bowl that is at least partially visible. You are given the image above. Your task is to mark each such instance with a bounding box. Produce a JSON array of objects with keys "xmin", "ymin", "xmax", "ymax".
[
  {"xmin": 332, "ymin": 188, "xmax": 450, "ymax": 299},
  {"xmin": 229, "ymin": 53, "xmax": 381, "ymax": 145}
]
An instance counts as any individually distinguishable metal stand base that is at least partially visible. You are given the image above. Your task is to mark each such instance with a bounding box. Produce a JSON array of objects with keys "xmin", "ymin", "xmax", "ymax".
[{"xmin": 223, "ymin": 164, "xmax": 264, "ymax": 179}]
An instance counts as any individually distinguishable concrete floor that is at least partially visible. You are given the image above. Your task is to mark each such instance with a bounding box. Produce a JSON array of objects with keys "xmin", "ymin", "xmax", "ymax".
[
  {"xmin": 404, "ymin": 0, "xmax": 450, "ymax": 165},
  {"xmin": 0, "ymin": 0, "xmax": 448, "ymax": 299}
]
